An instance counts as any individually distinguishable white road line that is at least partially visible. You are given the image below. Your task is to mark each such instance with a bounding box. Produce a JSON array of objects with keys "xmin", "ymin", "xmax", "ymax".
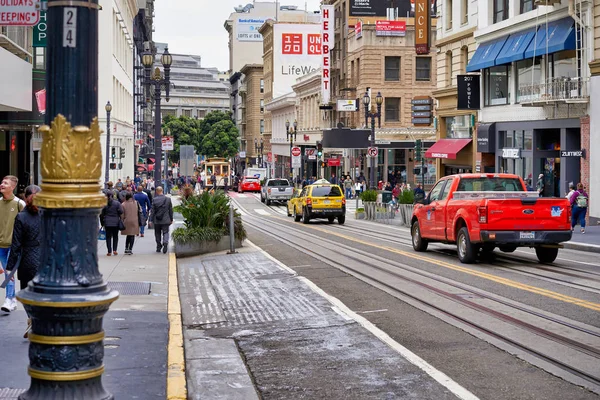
[
  {"xmin": 299, "ymin": 276, "xmax": 480, "ymax": 400},
  {"xmin": 255, "ymin": 209, "xmax": 271, "ymax": 216},
  {"xmin": 359, "ymin": 309, "xmax": 389, "ymax": 314}
]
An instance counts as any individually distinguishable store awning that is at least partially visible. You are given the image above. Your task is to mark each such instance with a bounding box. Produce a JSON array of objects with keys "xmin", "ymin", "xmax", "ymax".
[
  {"xmin": 495, "ymin": 28, "xmax": 537, "ymax": 65},
  {"xmin": 425, "ymin": 139, "xmax": 472, "ymax": 160},
  {"xmin": 524, "ymin": 17, "xmax": 576, "ymax": 59},
  {"xmin": 466, "ymin": 36, "xmax": 509, "ymax": 72}
]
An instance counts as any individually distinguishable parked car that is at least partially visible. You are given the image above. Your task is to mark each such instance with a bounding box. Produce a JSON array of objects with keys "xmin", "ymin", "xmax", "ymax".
[
  {"xmin": 261, "ymin": 178, "xmax": 294, "ymax": 205},
  {"xmin": 287, "ymin": 188, "xmax": 303, "ymax": 217},
  {"xmin": 410, "ymin": 174, "xmax": 572, "ymax": 264},
  {"xmin": 292, "ymin": 179, "xmax": 346, "ymax": 225},
  {"xmin": 238, "ymin": 176, "xmax": 261, "ymax": 193}
]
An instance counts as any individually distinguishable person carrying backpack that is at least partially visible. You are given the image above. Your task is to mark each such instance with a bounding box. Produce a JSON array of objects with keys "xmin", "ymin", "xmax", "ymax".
[{"xmin": 569, "ymin": 183, "xmax": 588, "ymax": 234}]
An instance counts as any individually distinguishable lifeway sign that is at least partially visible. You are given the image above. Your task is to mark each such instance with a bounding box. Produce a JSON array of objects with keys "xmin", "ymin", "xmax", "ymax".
[{"xmin": 0, "ymin": 0, "xmax": 41, "ymax": 26}]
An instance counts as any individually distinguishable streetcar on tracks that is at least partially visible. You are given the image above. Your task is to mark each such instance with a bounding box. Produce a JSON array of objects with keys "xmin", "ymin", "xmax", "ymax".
[{"xmin": 202, "ymin": 157, "xmax": 231, "ymax": 188}]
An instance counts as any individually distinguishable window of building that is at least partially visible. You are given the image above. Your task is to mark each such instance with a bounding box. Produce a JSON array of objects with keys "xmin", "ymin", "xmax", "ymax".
[
  {"xmin": 259, "ymin": 99, "xmax": 264, "ymax": 113},
  {"xmin": 524, "ymin": 130, "xmax": 533, "ymax": 150},
  {"xmin": 197, "ymin": 110, "xmax": 206, "ymax": 118},
  {"xmin": 460, "ymin": 46, "xmax": 468, "ymax": 74},
  {"xmin": 260, "ymin": 119, "xmax": 264, "ymax": 133},
  {"xmin": 520, "ymin": 0, "xmax": 535, "ymax": 13},
  {"xmin": 183, "ymin": 109, "xmax": 192, "ymax": 117},
  {"xmin": 461, "ymin": 0, "xmax": 468, "ymax": 24},
  {"xmin": 385, "ymin": 56, "xmax": 401, "ymax": 81},
  {"xmin": 34, "ymin": 47, "xmax": 46, "ymax": 69},
  {"xmin": 484, "ymin": 65, "xmax": 509, "ymax": 106},
  {"xmin": 416, "ymin": 57, "xmax": 432, "ymax": 81},
  {"xmin": 385, "ymin": 98, "xmax": 400, "ymax": 122},
  {"xmin": 445, "ymin": 51, "xmax": 453, "ymax": 86},
  {"xmin": 550, "ymin": 50, "xmax": 578, "ymax": 79},
  {"xmin": 516, "ymin": 57, "xmax": 541, "ymax": 102},
  {"xmin": 446, "ymin": 0, "xmax": 453, "ymax": 29},
  {"xmin": 445, "ymin": 116, "xmax": 472, "ymax": 139},
  {"xmin": 350, "ymin": 60, "xmax": 355, "ymax": 86},
  {"xmin": 260, "ymin": 79, "xmax": 264, "ymax": 93},
  {"xmin": 494, "ymin": 0, "xmax": 509, "ymax": 23}
]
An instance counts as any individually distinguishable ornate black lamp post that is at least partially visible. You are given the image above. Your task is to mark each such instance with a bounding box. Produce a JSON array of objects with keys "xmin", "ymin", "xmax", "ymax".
[
  {"xmin": 104, "ymin": 101, "xmax": 112, "ymax": 188},
  {"xmin": 254, "ymin": 137, "xmax": 264, "ymax": 168},
  {"xmin": 363, "ymin": 91, "xmax": 383, "ymax": 189},
  {"xmin": 285, "ymin": 119, "xmax": 297, "ymax": 179},
  {"xmin": 17, "ymin": 1, "xmax": 119, "ymax": 399},
  {"xmin": 141, "ymin": 47, "xmax": 172, "ymax": 186}
]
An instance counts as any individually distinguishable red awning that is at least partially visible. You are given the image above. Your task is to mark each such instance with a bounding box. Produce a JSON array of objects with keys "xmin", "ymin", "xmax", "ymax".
[{"xmin": 425, "ymin": 139, "xmax": 472, "ymax": 160}]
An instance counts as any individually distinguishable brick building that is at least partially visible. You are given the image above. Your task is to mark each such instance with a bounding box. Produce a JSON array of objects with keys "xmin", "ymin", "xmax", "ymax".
[{"xmin": 240, "ymin": 64, "xmax": 265, "ymax": 167}]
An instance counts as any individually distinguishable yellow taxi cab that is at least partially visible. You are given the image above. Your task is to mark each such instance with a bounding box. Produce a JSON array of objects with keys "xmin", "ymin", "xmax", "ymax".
[
  {"xmin": 287, "ymin": 188, "xmax": 303, "ymax": 217},
  {"xmin": 293, "ymin": 179, "xmax": 346, "ymax": 224}
]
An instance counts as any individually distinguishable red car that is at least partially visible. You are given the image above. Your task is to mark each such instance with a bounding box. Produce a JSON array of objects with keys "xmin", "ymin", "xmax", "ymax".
[{"xmin": 238, "ymin": 176, "xmax": 261, "ymax": 193}]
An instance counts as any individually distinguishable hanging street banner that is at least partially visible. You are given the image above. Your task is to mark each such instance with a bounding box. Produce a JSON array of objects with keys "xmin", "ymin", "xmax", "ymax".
[
  {"xmin": 415, "ymin": 0, "xmax": 431, "ymax": 54},
  {"xmin": 321, "ymin": 4, "xmax": 334, "ymax": 105},
  {"xmin": 0, "ymin": 0, "xmax": 41, "ymax": 26},
  {"xmin": 32, "ymin": 0, "xmax": 46, "ymax": 46}
]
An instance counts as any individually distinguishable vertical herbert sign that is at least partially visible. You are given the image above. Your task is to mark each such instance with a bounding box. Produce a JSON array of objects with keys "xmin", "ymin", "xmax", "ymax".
[
  {"xmin": 321, "ymin": 5, "xmax": 334, "ymax": 105},
  {"xmin": 62, "ymin": 7, "xmax": 77, "ymax": 48}
]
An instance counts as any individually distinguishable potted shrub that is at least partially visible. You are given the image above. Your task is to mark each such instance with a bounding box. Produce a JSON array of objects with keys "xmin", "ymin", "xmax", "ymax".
[
  {"xmin": 360, "ymin": 189, "xmax": 378, "ymax": 219},
  {"xmin": 397, "ymin": 189, "xmax": 416, "ymax": 226},
  {"xmin": 172, "ymin": 191, "xmax": 246, "ymax": 257},
  {"xmin": 355, "ymin": 207, "xmax": 365, "ymax": 220},
  {"xmin": 170, "ymin": 185, "xmax": 179, "ymax": 195}
]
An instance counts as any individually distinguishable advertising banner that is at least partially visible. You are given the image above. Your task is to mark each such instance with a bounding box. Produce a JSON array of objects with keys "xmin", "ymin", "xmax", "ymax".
[
  {"xmin": 321, "ymin": 5, "xmax": 334, "ymax": 105},
  {"xmin": 355, "ymin": 20, "xmax": 362, "ymax": 39},
  {"xmin": 375, "ymin": 20, "xmax": 406, "ymax": 36},
  {"xmin": 273, "ymin": 24, "xmax": 322, "ymax": 98},
  {"xmin": 457, "ymin": 75, "xmax": 480, "ymax": 110},
  {"xmin": 237, "ymin": 17, "xmax": 267, "ymax": 42},
  {"xmin": 415, "ymin": 0, "xmax": 431, "ymax": 54}
]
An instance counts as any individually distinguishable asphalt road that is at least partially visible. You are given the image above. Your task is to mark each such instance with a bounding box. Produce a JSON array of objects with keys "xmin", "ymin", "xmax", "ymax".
[{"xmin": 230, "ymin": 191, "xmax": 600, "ymax": 400}]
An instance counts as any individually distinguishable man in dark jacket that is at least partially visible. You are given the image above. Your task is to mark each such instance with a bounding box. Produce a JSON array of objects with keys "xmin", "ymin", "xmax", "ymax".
[
  {"xmin": 134, "ymin": 186, "xmax": 151, "ymax": 237},
  {"xmin": 151, "ymin": 186, "xmax": 173, "ymax": 253}
]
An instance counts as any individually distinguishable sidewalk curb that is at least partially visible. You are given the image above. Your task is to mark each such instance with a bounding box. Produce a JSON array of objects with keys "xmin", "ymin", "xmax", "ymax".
[
  {"xmin": 167, "ymin": 251, "xmax": 187, "ymax": 400},
  {"xmin": 563, "ymin": 241, "xmax": 600, "ymax": 254}
]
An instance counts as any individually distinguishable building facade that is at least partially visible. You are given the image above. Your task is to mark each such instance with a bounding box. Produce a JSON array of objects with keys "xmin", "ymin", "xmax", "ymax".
[
  {"xmin": 266, "ymin": 92, "xmax": 297, "ymax": 178},
  {"xmin": 240, "ymin": 64, "xmax": 265, "ymax": 167},
  {"xmin": 293, "ymin": 70, "xmax": 323, "ymax": 180},
  {"xmin": 588, "ymin": 1, "xmax": 600, "ymax": 222},
  {"xmin": 468, "ymin": 0, "xmax": 591, "ymax": 202}
]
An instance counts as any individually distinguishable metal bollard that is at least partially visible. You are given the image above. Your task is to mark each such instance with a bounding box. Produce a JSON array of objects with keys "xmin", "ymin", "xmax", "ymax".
[{"xmin": 228, "ymin": 203, "xmax": 237, "ymax": 254}]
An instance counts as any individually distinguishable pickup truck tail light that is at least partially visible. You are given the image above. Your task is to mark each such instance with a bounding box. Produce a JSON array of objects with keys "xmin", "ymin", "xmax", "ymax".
[
  {"xmin": 306, "ymin": 198, "xmax": 312, "ymax": 206},
  {"xmin": 342, "ymin": 198, "xmax": 346, "ymax": 205},
  {"xmin": 567, "ymin": 204, "xmax": 572, "ymax": 222},
  {"xmin": 477, "ymin": 206, "xmax": 488, "ymax": 224}
]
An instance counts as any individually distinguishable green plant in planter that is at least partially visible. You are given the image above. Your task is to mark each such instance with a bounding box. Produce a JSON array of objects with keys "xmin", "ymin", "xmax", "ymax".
[
  {"xmin": 398, "ymin": 189, "xmax": 415, "ymax": 204},
  {"xmin": 356, "ymin": 207, "xmax": 365, "ymax": 213},
  {"xmin": 360, "ymin": 189, "xmax": 378, "ymax": 202},
  {"xmin": 172, "ymin": 191, "xmax": 246, "ymax": 244}
]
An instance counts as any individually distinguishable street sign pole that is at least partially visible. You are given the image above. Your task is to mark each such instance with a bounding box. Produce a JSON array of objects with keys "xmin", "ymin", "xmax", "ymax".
[{"xmin": 16, "ymin": 1, "xmax": 118, "ymax": 399}]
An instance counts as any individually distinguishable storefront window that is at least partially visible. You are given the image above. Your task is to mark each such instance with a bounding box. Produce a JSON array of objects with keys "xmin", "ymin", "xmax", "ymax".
[
  {"xmin": 516, "ymin": 57, "xmax": 541, "ymax": 102},
  {"xmin": 446, "ymin": 115, "xmax": 472, "ymax": 138},
  {"xmin": 536, "ymin": 129, "xmax": 560, "ymax": 151},
  {"xmin": 503, "ymin": 131, "xmax": 514, "ymax": 148},
  {"xmin": 524, "ymin": 130, "xmax": 533, "ymax": 150},
  {"xmin": 484, "ymin": 66, "xmax": 509, "ymax": 106},
  {"xmin": 501, "ymin": 157, "xmax": 533, "ymax": 187}
]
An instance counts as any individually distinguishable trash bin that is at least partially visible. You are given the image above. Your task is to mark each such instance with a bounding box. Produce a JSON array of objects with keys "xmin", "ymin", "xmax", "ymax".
[{"xmin": 380, "ymin": 191, "xmax": 393, "ymax": 204}]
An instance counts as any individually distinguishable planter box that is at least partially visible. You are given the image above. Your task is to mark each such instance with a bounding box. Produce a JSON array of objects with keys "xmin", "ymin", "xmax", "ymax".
[
  {"xmin": 397, "ymin": 204, "xmax": 414, "ymax": 227},
  {"xmin": 170, "ymin": 189, "xmax": 179, "ymax": 195},
  {"xmin": 355, "ymin": 212, "xmax": 366, "ymax": 220},
  {"xmin": 175, "ymin": 236, "xmax": 243, "ymax": 258}
]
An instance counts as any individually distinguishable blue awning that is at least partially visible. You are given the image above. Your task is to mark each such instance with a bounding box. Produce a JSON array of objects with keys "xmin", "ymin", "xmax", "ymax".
[
  {"xmin": 495, "ymin": 28, "xmax": 537, "ymax": 65},
  {"xmin": 466, "ymin": 36, "xmax": 509, "ymax": 72},
  {"xmin": 524, "ymin": 17, "xmax": 576, "ymax": 59}
]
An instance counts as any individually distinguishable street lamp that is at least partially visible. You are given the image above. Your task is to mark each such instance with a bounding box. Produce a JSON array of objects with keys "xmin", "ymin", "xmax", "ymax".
[
  {"xmin": 286, "ymin": 119, "xmax": 297, "ymax": 179},
  {"xmin": 142, "ymin": 46, "xmax": 172, "ymax": 187},
  {"xmin": 363, "ymin": 91, "xmax": 383, "ymax": 189},
  {"xmin": 254, "ymin": 137, "xmax": 264, "ymax": 168},
  {"xmin": 104, "ymin": 101, "xmax": 112, "ymax": 188}
]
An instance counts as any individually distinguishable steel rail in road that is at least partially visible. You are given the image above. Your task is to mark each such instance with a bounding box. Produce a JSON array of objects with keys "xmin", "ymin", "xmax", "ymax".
[{"xmin": 230, "ymin": 196, "xmax": 600, "ymax": 394}]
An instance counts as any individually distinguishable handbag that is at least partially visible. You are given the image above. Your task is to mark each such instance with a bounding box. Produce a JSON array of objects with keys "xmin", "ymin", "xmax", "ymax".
[
  {"xmin": 118, "ymin": 218, "xmax": 126, "ymax": 231},
  {"xmin": 98, "ymin": 228, "xmax": 106, "ymax": 241}
]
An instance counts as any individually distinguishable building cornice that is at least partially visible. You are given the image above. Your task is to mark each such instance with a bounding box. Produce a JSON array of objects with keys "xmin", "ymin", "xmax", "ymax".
[
  {"xmin": 265, "ymin": 92, "xmax": 296, "ymax": 111},
  {"xmin": 590, "ymin": 60, "xmax": 600, "ymax": 77},
  {"xmin": 435, "ymin": 27, "xmax": 476, "ymax": 47},
  {"xmin": 432, "ymin": 86, "xmax": 457, "ymax": 98}
]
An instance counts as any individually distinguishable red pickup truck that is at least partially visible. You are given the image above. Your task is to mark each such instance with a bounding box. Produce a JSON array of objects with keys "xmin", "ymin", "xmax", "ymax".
[{"xmin": 410, "ymin": 174, "xmax": 572, "ymax": 264}]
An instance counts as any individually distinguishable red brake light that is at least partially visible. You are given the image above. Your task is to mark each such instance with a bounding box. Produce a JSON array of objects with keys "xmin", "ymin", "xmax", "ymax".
[
  {"xmin": 306, "ymin": 198, "xmax": 312, "ymax": 205},
  {"xmin": 342, "ymin": 198, "xmax": 346, "ymax": 205},
  {"xmin": 477, "ymin": 206, "xmax": 488, "ymax": 224}
]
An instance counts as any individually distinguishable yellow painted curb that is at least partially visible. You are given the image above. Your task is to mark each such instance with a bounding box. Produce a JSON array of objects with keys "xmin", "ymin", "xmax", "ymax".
[{"xmin": 167, "ymin": 252, "xmax": 187, "ymax": 400}]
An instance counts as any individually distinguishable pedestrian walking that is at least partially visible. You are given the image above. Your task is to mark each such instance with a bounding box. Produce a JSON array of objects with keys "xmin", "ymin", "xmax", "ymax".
[
  {"xmin": 344, "ymin": 176, "xmax": 353, "ymax": 199},
  {"xmin": 0, "ymin": 175, "xmax": 25, "ymax": 314},
  {"xmin": 5, "ymin": 185, "xmax": 41, "ymax": 337},
  {"xmin": 414, "ymin": 183, "xmax": 425, "ymax": 202},
  {"xmin": 121, "ymin": 192, "xmax": 140, "ymax": 255},
  {"xmin": 151, "ymin": 187, "xmax": 174, "ymax": 254},
  {"xmin": 566, "ymin": 183, "xmax": 576, "ymax": 202},
  {"xmin": 536, "ymin": 174, "xmax": 545, "ymax": 197},
  {"xmin": 570, "ymin": 183, "xmax": 589, "ymax": 233},
  {"xmin": 100, "ymin": 191, "xmax": 123, "ymax": 256},
  {"xmin": 134, "ymin": 186, "xmax": 151, "ymax": 237}
]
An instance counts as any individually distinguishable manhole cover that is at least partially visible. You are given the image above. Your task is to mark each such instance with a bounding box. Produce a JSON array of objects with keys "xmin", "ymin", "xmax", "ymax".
[
  {"xmin": 0, "ymin": 389, "xmax": 26, "ymax": 399},
  {"xmin": 107, "ymin": 282, "xmax": 151, "ymax": 295}
]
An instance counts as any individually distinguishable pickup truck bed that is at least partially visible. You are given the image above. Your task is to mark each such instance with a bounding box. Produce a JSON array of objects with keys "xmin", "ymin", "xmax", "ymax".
[
  {"xmin": 410, "ymin": 174, "xmax": 572, "ymax": 264},
  {"xmin": 261, "ymin": 179, "xmax": 294, "ymax": 205}
]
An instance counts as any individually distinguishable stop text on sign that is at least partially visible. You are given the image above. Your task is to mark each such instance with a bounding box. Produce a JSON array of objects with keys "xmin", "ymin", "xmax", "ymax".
[{"xmin": 0, "ymin": 0, "xmax": 40, "ymax": 26}]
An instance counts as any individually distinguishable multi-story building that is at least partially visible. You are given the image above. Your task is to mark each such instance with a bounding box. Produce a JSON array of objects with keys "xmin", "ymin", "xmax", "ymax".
[
  {"xmin": 431, "ymin": 0, "xmax": 479, "ymax": 179},
  {"xmin": 240, "ymin": 64, "xmax": 265, "ymax": 167},
  {"xmin": 467, "ymin": 0, "xmax": 591, "ymax": 202},
  {"xmin": 266, "ymin": 92, "xmax": 297, "ymax": 178},
  {"xmin": 154, "ymin": 43, "xmax": 230, "ymax": 120},
  {"xmin": 588, "ymin": 2, "xmax": 600, "ymax": 222},
  {"xmin": 98, "ymin": 0, "xmax": 138, "ymax": 183}
]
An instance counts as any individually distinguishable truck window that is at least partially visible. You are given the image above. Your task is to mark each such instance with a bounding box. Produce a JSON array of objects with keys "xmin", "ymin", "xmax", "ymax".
[
  {"xmin": 456, "ymin": 178, "xmax": 523, "ymax": 191},
  {"xmin": 440, "ymin": 181, "xmax": 452, "ymax": 200},
  {"xmin": 312, "ymin": 186, "xmax": 342, "ymax": 197},
  {"xmin": 268, "ymin": 179, "xmax": 290, "ymax": 186},
  {"xmin": 429, "ymin": 181, "xmax": 446, "ymax": 202}
]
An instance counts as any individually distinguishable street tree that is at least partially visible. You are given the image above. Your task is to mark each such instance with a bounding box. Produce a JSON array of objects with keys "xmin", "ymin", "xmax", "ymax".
[
  {"xmin": 162, "ymin": 115, "xmax": 202, "ymax": 164},
  {"xmin": 200, "ymin": 118, "xmax": 240, "ymax": 159}
]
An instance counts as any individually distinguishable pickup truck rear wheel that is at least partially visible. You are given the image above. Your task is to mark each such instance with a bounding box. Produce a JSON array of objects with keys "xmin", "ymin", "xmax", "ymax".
[
  {"xmin": 457, "ymin": 227, "xmax": 477, "ymax": 264},
  {"xmin": 411, "ymin": 221, "xmax": 428, "ymax": 252},
  {"xmin": 302, "ymin": 207, "xmax": 310, "ymax": 224},
  {"xmin": 535, "ymin": 246, "xmax": 559, "ymax": 263},
  {"xmin": 337, "ymin": 215, "xmax": 345, "ymax": 225}
]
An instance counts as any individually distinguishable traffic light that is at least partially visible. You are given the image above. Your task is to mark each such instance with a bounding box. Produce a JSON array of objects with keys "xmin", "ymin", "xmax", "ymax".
[
  {"xmin": 111, "ymin": 147, "xmax": 116, "ymax": 160},
  {"xmin": 316, "ymin": 141, "xmax": 323, "ymax": 157},
  {"xmin": 110, "ymin": 163, "xmax": 117, "ymax": 170},
  {"xmin": 120, "ymin": 147, "xmax": 126, "ymax": 159},
  {"xmin": 415, "ymin": 139, "xmax": 422, "ymax": 162},
  {"xmin": 320, "ymin": 161, "xmax": 326, "ymax": 168}
]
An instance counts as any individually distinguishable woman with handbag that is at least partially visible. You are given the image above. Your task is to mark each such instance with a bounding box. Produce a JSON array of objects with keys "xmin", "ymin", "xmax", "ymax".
[
  {"xmin": 121, "ymin": 192, "xmax": 140, "ymax": 255},
  {"xmin": 100, "ymin": 191, "xmax": 123, "ymax": 256}
]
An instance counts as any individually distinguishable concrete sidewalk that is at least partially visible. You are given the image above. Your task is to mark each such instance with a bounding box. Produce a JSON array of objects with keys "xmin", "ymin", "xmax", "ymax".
[
  {"xmin": 176, "ymin": 242, "xmax": 472, "ymax": 400},
  {"xmin": 0, "ymin": 231, "xmax": 169, "ymax": 399}
]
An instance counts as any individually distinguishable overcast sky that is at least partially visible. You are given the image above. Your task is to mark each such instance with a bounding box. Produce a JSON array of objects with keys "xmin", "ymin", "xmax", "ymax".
[{"xmin": 154, "ymin": 0, "xmax": 322, "ymax": 71}]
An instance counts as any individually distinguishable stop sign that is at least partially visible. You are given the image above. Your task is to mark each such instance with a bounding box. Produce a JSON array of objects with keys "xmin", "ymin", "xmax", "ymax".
[{"xmin": 291, "ymin": 147, "xmax": 301, "ymax": 157}]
